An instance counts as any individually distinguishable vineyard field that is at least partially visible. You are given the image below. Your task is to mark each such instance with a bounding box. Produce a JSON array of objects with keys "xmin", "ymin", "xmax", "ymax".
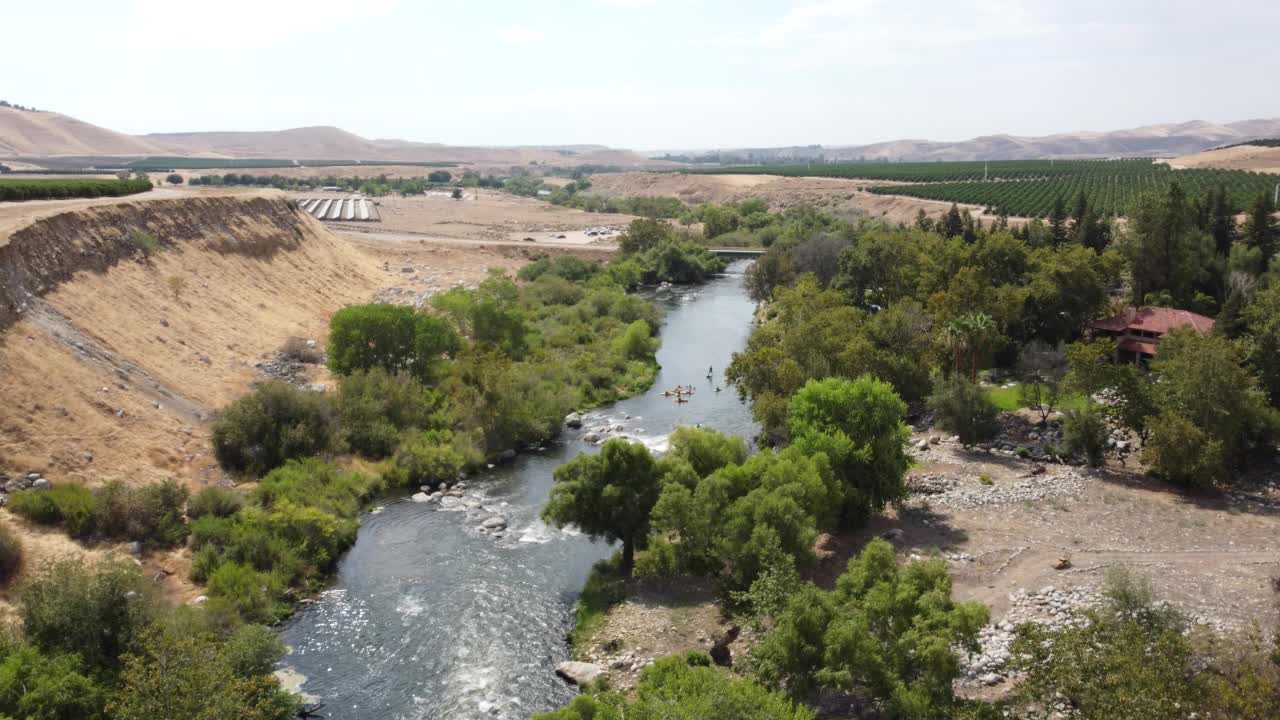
[
  {"xmin": 0, "ymin": 177, "xmax": 153, "ymax": 201},
  {"xmin": 687, "ymin": 158, "xmax": 1160, "ymax": 183},
  {"xmin": 866, "ymin": 168, "xmax": 1278, "ymax": 217},
  {"xmin": 686, "ymin": 159, "xmax": 1279, "ymax": 217}
]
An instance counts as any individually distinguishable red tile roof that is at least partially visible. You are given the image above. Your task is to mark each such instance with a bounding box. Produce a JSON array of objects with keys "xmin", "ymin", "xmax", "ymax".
[
  {"xmin": 1118, "ymin": 339, "xmax": 1158, "ymax": 356},
  {"xmin": 1091, "ymin": 307, "xmax": 1215, "ymax": 336}
]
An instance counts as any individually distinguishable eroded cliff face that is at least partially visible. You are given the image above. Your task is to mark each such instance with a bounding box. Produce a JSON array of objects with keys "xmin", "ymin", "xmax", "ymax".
[
  {"xmin": 0, "ymin": 193, "xmax": 382, "ymax": 486},
  {"xmin": 0, "ymin": 194, "xmax": 323, "ymax": 331}
]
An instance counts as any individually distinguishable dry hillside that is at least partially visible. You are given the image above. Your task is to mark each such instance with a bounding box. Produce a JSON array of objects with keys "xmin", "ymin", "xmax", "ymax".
[
  {"xmin": 1169, "ymin": 144, "xmax": 1280, "ymax": 174},
  {"xmin": 0, "ymin": 193, "xmax": 385, "ymax": 486},
  {"xmin": 0, "ymin": 107, "xmax": 167, "ymax": 156}
]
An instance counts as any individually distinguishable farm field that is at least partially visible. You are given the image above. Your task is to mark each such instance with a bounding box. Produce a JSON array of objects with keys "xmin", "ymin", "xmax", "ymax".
[{"xmin": 690, "ymin": 159, "xmax": 1279, "ymax": 217}]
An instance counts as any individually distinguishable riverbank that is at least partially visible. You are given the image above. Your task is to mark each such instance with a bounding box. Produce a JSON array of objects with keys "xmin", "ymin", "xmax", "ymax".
[{"xmin": 276, "ymin": 264, "xmax": 759, "ymax": 719}]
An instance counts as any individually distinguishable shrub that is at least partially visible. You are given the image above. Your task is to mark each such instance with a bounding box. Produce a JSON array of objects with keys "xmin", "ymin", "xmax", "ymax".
[
  {"xmin": 206, "ymin": 562, "xmax": 279, "ymax": 625},
  {"xmin": 187, "ymin": 486, "xmax": 245, "ymax": 519},
  {"xmin": 129, "ymin": 229, "xmax": 160, "ymax": 258},
  {"xmin": 9, "ymin": 485, "xmax": 97, "ymax": 537},
  {"xmin": 928, "ymin": 374, "xmax": 999, "ymax": 446},
  {"xmin": 387, "ymin": 430, "xmax": 467, "ymax": 487},
  {"xmin": 0, "ymin": 525, "xmax": 21, "ymax": 582},
  {"xmin": 18, "ymin": 559, "xmax": 156, "ymax": 675},
  {"xmin": 165, "ymin": 275, "xmax": 188, "ymax": 302},
  {"xmin": 615, "ymin": 319, "xmax": 656, "ymax": 361},
  {"xmin": 337, "ymin": 368, "xmax": 445, "ymax": 458},
  {"xmin": 93, "ymin": 479, "xmax": 189, "ymax": 547},
  {"xmin": 1063, "ymin": 407, "xmax": 1108, "ymax": 467},
  {"xmin": 211, "ymin": 380, "xmax": 337, "ymax": 476},
  {"xmin": 219, "ymin": 624, "xmax": 285, "ymax": 679},
  {"xmin": 253, "ymin": 458, "xmax": 377, "ymax": 520},
  {"xmin": 0, "ymin": 646, "xmax": 109, "ymax": 720},
  {"xmin": 278, "ymin": 337, "xmax": 322, "ymax": 364},
  {"xmin": 1142, "ymin": 411, "xmax": 1226, "ymax": 488}
]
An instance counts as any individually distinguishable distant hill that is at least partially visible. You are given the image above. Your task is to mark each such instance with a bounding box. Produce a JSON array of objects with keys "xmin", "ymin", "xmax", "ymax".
[
  {"xmin": 0, "ymin": 109, "xmax": 662, "ymax": 168},
  {"xmin": 656, "ymin": 119, "xmax": 1280, "ymax": 163},
  {"xmin": 0, "ymin": 107, "xmax": 168, "ymax": 156}
]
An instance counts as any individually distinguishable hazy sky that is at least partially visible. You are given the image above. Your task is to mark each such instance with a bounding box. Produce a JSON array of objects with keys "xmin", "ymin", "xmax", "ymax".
[{"xmin": 8, "ymin": 0, "xmax": 1278, "ymax": 149}]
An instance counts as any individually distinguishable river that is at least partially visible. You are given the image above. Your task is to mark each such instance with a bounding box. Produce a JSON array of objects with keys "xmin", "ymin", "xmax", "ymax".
[{"xmin": 278, "ymin": 261, "xmax": 758, "ymax": 720}]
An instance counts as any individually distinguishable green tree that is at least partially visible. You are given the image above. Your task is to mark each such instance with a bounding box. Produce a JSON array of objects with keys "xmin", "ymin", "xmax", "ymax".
[
  {"xmin": 702, "ymin": 205, "xmax": 740, "ymax": 239},
  {"xmin": 787, "ymin": 376, "xmax": 911, "ymax": 526},
  {"xmin": 18, "ymin": 559, "xmax": 155, "ymax": 676},
  {"xmin": 619, "ymin": 218, "xmax": 671, "ymax": 254},
  {"xmin": 1011, "ymin": 569, "xmax": 1200, "ymax": 720},
  {"xmin": 328, "ymin": 304, "xmax": 461, "ymax": 380},
  {"xmin": 754, "ymin": 540, "xmax": 988, "ymax": 718},
  {"xmin": 1049, "ymin": 194, "xmax": 1069, "ymax": 247},
  {"xmin": 941, "ymin": 203, "xmax": 963, "ymax": 238},
  {"xmin": 1148, "ymin": 327, "xmax": 1275, "ymax": 479},
  {"xmin": 542, "ymin": 439, "xmax": 663, "ymax": 574},
  {"xmin": 665, "ymin": 426, "xmax": 748, "ymax": 478},
  {"xmin": 1242, "ymin": 283, "xmax": 1280, "ymax": 404},
  {"xmin": 165, "ymin": 173, "xmax": 183, "ymax": 185},
  {"xmin": 336, "ymin": 368, "xmax": 446, "ymax": 458},
  {"xmin": 1209, "ymin": 185, "xmax": 1238, "ymax": 256},
  {"xmin": 1242, "ymin": 192, "xmax": 1277, "ymax": 264},
  {"xmin": 1125, "ymin": 184, "xmax": 1203, "ymax": 305}
]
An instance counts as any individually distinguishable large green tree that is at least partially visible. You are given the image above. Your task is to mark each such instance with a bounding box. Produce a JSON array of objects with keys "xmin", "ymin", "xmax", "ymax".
[
  {"xmin": 542, "ymin": 439, "xmax": 663, "ymax": 574},
  {"xmin": 786, "ymin": 376, "xmax": 911, "ymax": 526},
  {"xmin": 753, "ymin": 540, "xmax": 988, "ymax": 719}
]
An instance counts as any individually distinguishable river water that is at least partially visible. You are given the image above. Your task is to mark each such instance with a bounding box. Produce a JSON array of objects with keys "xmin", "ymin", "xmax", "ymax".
[{"xmin": 279, "ymin": 261, "xmax": 758, "ymax": 720}]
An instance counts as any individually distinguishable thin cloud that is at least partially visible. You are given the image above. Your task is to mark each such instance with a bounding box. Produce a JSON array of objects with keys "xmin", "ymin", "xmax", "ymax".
[
  {"xmin": 125, "ymin": 0, "xmax": 398, "ymax": 49},
  {"xmin": 498, "ymin": 26, "xmax": 546, "ymax": 46}
]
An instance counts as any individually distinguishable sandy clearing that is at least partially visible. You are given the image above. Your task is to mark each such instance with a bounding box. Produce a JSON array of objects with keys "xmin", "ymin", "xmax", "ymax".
[{"xmin": 303, "ymin": 189, "xmax": 637, "ymax": 244}]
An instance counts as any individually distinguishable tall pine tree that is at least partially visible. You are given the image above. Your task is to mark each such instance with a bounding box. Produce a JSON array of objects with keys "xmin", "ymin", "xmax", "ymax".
[
  {"xmin": 1208, "ymin": 185, "xmax": 1237, "ymax": 256},
  {"xmin": 1243, "ymin": 192, "xmax": 1277, "ymax": 266},
  {"xmin": 1049, "ymin": 195, "xmax": 1069, "ymax": 248}
]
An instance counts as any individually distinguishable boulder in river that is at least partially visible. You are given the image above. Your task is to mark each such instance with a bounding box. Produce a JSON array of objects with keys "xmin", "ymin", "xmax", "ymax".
[
  {"xmin": 582, "ymin": 432, "xmax": 601, "ymax": 443},
  {"xmin": 565, "ymin": 412, "xmax": 583, "ymax": 429},
  {"xmin": 498, "ymin": 449, "xmax": 517, "ymax": 462},
  {"xmin": 481, "ymin": 515, "xmax": 508, "ymax": 530},
  {"xmin": 556, "ymin": 661, "xmax": 602, "ymax": 686},
  {"xmin": 411, "ymin": 492, "xmax": 432, "ymax": 503},
  {"xmin": 439, "ymin": 496, "xmax": 462, "ymax": 508}
]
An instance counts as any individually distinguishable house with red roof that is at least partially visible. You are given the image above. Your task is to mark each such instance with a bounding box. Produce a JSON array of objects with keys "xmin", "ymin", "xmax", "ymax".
[{"xmin": 1089, "ymin": 306, "xmax": 1215, "ymax": 362}]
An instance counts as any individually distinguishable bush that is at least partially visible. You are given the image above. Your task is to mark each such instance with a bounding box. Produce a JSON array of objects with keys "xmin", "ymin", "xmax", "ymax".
[
  {"xmin": 9, "ymin": 485, "xmax": 97, "ymax": 537},
  {"xmin": 129, "ymin": 229, "xmax": 160, "ymax": 258},
  {"xmin": 336, "ymin": 368, "xmax": 445, "ymax": 458},
  {"xmin": 19, "ymin": 559, "xmax": 156, "ymax": 675},
  {"xmin": 928, "ymin": 374, "xmax": 999, "ymax": 446},
  {"xmin": 211, "ymin": 380, "xmax": 337, "ymax": 476},
  {"xmin": 187, "ymin": 486, "xmax": 245, "ymax": 519},
  {"xmin": 386, "ymin": 430, "xmax": 468, "ymax": 487},
  {"xmin": 253, "ymin": 458, "xmax": 378, "ymax": 520},
  {"xmin": 615, "ymin": 319, "xmax": 656, "ymax": 361},
  {"xmin": 278, "ymin": 337, "xmax": 322, "ymax": 364},
  {"xmin": 1063, "ymin": 407, "xmax": 1108, "ymax": 467},
  {"xmin": 1142, "ymin": 411, "xmax": 1226, "ymax": 488},
  {"xmin": 0, "ymin": 646, "xmax": 109, "ymax": 720},
  {"xmin": 205, "ymin": 562, "xmax": 279, "ymax": 625},
  {"xmin": 0, "ymin": 525, "xmax": 21, "ymax": 582},
  {"xmin": 93, "ymin": 479, "xmax": 189, "ymax": 547}
]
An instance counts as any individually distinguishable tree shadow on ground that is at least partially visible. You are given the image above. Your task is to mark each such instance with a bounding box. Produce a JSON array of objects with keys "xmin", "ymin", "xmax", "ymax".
[{"xmin": 806, "ymin": 507, "xmax": 970, "ymax": 591}]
